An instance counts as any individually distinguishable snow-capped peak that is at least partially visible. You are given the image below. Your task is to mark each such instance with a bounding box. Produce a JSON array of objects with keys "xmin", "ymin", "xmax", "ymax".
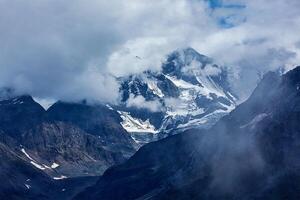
[{"xmin": 116, "ymin": 47, "xmax": 237, "ymax": 144}]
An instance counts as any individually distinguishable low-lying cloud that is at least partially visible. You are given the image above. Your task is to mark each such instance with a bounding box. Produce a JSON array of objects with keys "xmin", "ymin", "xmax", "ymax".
[{"xmin": 126, "ymin": 95, "xmax": 162, "ymax": 112}]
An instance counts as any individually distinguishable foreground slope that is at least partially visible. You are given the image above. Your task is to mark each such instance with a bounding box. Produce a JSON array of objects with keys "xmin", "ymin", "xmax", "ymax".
[
  {"xmin": 0, "ymin": 142, "xmax": 55, "ymax": 200},
  {"xmin": 0, "ymin": 140, "xmax": 98, "ymax": 200},
  {"xmin": 76, "ymin": 66, "xmax": 300, "ymax": 200}
]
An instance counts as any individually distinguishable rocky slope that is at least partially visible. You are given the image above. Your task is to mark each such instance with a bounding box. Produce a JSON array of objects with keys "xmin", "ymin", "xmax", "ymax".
[
  {"xmin": 0, "ymin": 140, "xmax": 98, "ymax": 200},
  {"xmin": 76, "ymin": 66, "xmax": 300, "ymax": 200},
  {"xmin": 0, "ymin": 96, "xmax": 137, "ymax": 179},
  {"xmin": 0, "ymin": 141, "xmax": 55, "ymax": 200}
]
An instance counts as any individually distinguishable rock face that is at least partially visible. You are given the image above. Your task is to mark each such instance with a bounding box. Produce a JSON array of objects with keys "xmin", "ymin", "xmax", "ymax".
[
  {"xmin": 0, "ymin": 142, "xmax": 52, "ymax": 200},
  {"xmin": 76, "ymin": 66, "xmax": 300, "ymax": 200},
  {"xmin": 47, "ymin": 101, "xmax": 135, "ymax": 157},
  {"xmin": 116, "ymin": 48, "xmax": 237, "ymax": 144},
  {"xmin": 0, "ymin": 140, "xmax": 98, "ymax": 200},
  {"xmin": 0, "ymin": 96, "xmax": 137, "ymax": 178}
]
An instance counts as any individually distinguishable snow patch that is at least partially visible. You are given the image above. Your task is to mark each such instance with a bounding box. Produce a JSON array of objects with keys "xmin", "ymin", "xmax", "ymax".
[
  {"xmin": 25, "ymin": 184, "xmax": 31, "ymax": 189},
  {"xmin": 51, "ymin": 162, "xmax": 60, "ymax": 169},
  {"xmin": 53, "ymin": 175, "xmax": 67, "ymax": 180},
  {"xmin": 106, "ymin": 104, "xmax": 114, "ymax": 110},
  {"xmin": 21, "ymin": 148, "xmax": 50, "ymax": 171},
  {"xmin": 165, "ymin": 75, "xmax": 198, "ymax": 90},
  {"xmin": 176, "ymin": 109, "xmax": 228, "ymax": 130},
  {"xmin": 118, "ymin": 111, "xmax": 158, "ymax": 134},
  {"xmin": 21, "ymin": 148, "xmax": 34, "ymax": 161},
  {"xmin": 30, "ymin": 161, "xmax": 46, "ymax": 170},
  {"xmin": 146, "ymin": 80, "xmax": 164, "ymax": 98},
  {"xmin": 42, "ymin": 164, "xmax": 52, "ymax": 169},
  {"xmin": 12, "ymin": 98, "xmax": 24, "ymax": 104},
  {"xmin": 227, "ymin": 91, "xmax": 237, "ymax": 101}
]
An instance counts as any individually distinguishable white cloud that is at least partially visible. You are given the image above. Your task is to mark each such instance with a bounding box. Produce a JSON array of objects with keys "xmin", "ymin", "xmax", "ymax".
[
  {"xmin": 0, "ymin": 0, "xmax": 300, "ymax": 102},
  {"xmin": 107, "ymin": 37, "xmax": 171, "ymax": 77},
  {"xmin": 126, "ymin": 95, "xmax": 162, "ymax": 112},
  {"xmin": 181, "ymin": 60, "xmax": 222, "ymax": 76},
  {"xmin": 189, "ymin": 0, "xmax": 300, "ymax": 99}
]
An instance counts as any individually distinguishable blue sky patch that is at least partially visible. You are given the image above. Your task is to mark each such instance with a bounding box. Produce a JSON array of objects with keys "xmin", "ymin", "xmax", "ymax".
[
  {"xmin": 206, "ymin": 0, "xmax": 246, "ymax": 9},
  {"xmin": 204, "ymin": 0, "xmax": 246, "ymax": 28}
]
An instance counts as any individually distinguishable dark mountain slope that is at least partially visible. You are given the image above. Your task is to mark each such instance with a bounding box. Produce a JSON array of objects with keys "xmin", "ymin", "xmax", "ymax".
[
  {"xmin": 0, "ymin": 142, "xmax": 58, "ymax": 200},
  {"xmin": 0, "ymin": 97, "xmax": 137, "ymax": 178},
  {"xmin": 76, "ymin": 66, "xmax": 300, "ymax": 200},
  {"xmin": 0, "ymin": 140, "xmax": 99, "ymax": 200},
  {"xmin": 47, "ymin": 101, "xmax": 136, "ymax": 155},
  {"xmin": 0, "ymin": 96, "xmax": 45, "ymax": 140}
]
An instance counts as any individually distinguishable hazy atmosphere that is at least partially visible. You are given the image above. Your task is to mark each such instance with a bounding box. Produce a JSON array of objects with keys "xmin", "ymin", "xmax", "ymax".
[
  {"xmin": 1, "ymin": 1, "xmax": 300, "ymax": 200},
  {"xmin": 1, "ymin": 0, "xmax": 300, "ymax": 103}
]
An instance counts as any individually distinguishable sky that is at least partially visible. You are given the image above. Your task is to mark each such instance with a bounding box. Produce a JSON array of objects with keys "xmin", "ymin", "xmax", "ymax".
[{"xmin": 0, "ymin": 0, "xmax": 300, "ymax": 104}]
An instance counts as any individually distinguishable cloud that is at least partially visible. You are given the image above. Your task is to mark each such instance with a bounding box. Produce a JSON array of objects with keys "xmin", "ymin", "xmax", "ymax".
[
  {"xmin": 181, "ymin": 60, "xmax": 222, "ymax": 76},
  {"xmin": 0, "ymin": 0, "xmax": 124, "ymax": 103},
  {"xmin": 209, "ymin": 130, "xmax": 265, "ymax": 193},
  {"xmin": 0, "ymin": 0, "xmax": 300, "ymax": 102},
  {"xmin": 0, "ymin": 0, "xmax": 213, "ymax": 103},
  {"xmin": 190, "ymin": 0, "xmax": 300, "ymax": 99},
  {"xmin": 107, "ymin": 37, "xmax": 171, "ymax": 77},
  {"xmin": 126, "ymin": 95, "xmax": 162, "ymax": 112}
]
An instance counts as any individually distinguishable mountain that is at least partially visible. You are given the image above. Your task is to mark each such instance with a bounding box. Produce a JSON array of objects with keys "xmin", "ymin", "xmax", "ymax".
[
  {"xmin": 0, "ymin": 139, "xmax": 99, "ymax": 200},
  {"xmin": 0, "ymin": 96, "xmax": 137, "ymax": 179},
  {"xmin": 114, "ymin": 48, "xmax": 237, "ymax": 144},
  {"xmin": 0, "ymin": 141, "xmax": 55, "ymax": 200},
  {"xmin": 76, "ymin": 66, "xmax": 300, "ymax": 200}
]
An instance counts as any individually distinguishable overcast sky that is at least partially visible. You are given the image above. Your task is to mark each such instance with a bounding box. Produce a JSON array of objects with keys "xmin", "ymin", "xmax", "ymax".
[{"xmin": 0, "ymin": 0, "xmax": 300, "ymax": 103}]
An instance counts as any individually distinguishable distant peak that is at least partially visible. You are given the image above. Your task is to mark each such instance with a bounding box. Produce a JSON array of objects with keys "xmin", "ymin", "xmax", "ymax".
[
  {"xmin": 167, "ymin": 47, "xmax": 213, "ymax": 65},
  {"xmin": 162, "ymin": 47, "xmax": 215, "ymax": 76},
  {"xmin": 171, "ymin": 47, "xmax": 207, "ymax": 57},
  {"xmin": 182, "ymin": 47, "xmax": 203, "ymax": 55}
]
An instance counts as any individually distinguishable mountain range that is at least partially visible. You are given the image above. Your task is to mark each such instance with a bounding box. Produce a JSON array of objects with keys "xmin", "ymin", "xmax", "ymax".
[
  {"xmin": 1, "ymin": 48, "xmax": 300, "ymax": 200},
  {"xmin": 76, "ymin": 66, "xmax": 300, "ymax": 200},
  {"xmin": 0, "ymin": 96, "xmax": 137, "ymax": 178}
]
